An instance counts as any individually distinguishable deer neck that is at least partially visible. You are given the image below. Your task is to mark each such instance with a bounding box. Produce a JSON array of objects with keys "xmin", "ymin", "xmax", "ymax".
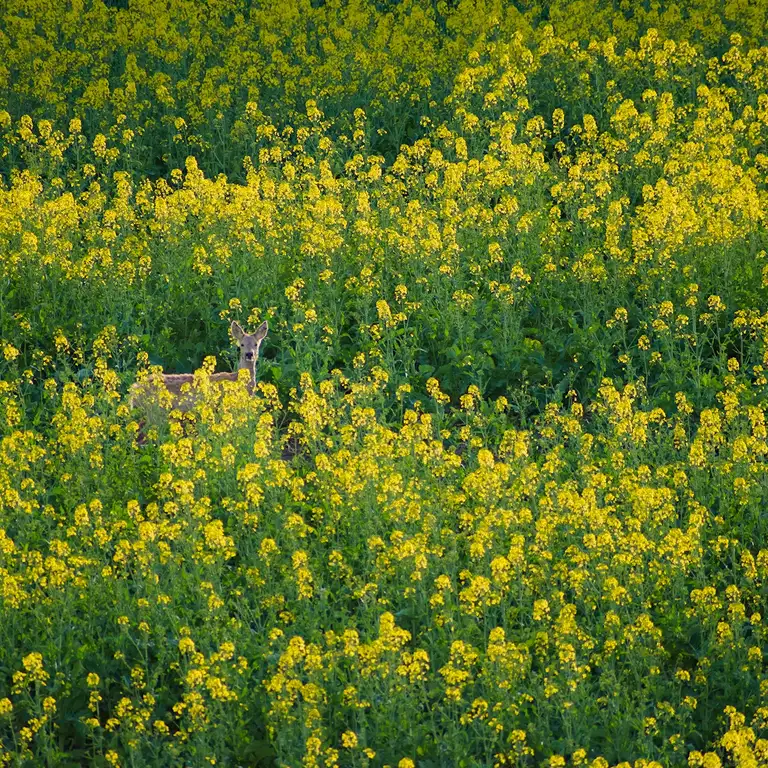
[{"xmin": 240, "ymin": 360, "xmax": 257, "ymax": 394}]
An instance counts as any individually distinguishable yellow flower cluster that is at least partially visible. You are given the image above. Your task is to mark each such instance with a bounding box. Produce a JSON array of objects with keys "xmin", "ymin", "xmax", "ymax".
[
  {"xmin": 2, "ymin": 0, "xmax": 768, "ymax": 765},
  {"xmin": 1, "ymin": 367, "xmax": 766, "ymax": 763}
]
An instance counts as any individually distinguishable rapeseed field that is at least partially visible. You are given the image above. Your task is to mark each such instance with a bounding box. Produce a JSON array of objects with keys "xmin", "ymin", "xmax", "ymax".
[{"xmin": 2, "ymin": 0, "xmax": 768, "ymax": 765}]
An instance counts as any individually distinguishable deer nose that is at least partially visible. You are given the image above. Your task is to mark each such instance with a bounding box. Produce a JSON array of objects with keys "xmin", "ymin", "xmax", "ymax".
[{"xmin": 245, "ymin": 351, "xmax": 254, "ymax": 360}]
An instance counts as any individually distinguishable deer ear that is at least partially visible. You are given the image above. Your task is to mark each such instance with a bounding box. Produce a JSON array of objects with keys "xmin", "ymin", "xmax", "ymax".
[
  {"xmin": 254, "ymin": 320, "xmax": 268, "ymax": 341},
  {"xmin": 231, "ymin": 321, "xmax": 245, "ymax": 342}
]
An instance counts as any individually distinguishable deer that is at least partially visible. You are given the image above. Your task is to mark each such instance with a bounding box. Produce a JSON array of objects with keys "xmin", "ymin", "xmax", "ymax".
[{"xmin": 128, "ymin": 320, "xmax": 268, "ymax": 423}]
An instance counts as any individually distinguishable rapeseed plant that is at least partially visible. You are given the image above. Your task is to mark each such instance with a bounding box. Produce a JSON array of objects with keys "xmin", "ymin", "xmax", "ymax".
[{"xmin": 2, "ymin": 0, "xmax": 768, "ymax": 766}]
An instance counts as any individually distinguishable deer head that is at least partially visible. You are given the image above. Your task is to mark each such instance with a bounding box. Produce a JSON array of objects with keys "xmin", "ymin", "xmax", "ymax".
[{"xmin": 231, "ymin": 320, "xmax": 268, "ymax": 388}]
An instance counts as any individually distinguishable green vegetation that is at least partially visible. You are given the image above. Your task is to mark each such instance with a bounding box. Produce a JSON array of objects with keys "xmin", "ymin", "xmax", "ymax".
[{"xmin": 1, "ymin": 1, "xmax": 768, "ymax": 765}]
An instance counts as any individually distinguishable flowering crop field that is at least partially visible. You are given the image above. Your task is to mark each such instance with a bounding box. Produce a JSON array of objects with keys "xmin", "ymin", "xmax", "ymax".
[{"xmin": 2, "ymin": 1, "xmax": 768, "ymax": 766}]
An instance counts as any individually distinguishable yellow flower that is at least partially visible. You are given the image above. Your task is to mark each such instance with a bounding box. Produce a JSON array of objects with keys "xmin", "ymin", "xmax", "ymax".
[
  {"xmin": 2, "ymin": 342, "xmax": 19, "ymax": 361},
  {"xmin": 707, "ymin": 295, "xmax": 726, "ymax": 312},
  {"xmin": 341, "ymin": 730, "xmax": 358, "ymax": 748}
]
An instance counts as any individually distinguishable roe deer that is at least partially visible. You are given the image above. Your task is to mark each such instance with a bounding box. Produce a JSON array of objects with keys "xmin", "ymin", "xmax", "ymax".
[{"xmin": 129, "ymin": 320, "xmax": 268, "ymax": 415}]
